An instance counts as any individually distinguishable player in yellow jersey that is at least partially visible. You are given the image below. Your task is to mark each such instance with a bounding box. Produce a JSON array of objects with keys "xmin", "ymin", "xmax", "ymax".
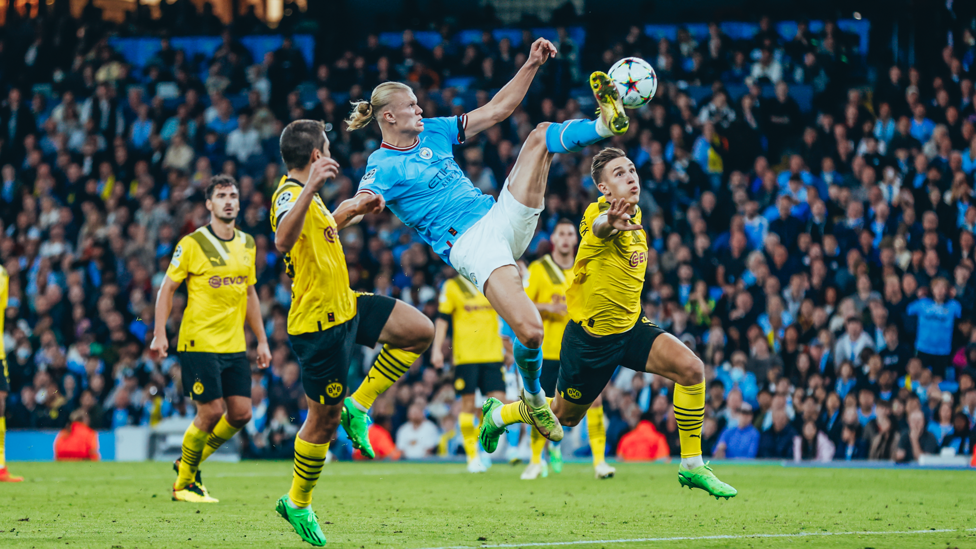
[
  {"xmin": 431, "ymin": 273, "xmax": 506, "ymax": 473},
  {"xmin": 270, "ymin": 120, "xmax": 434, "ymax": 547},
  {"xmin": 521, "ymin": 219, "xmax": 615, "ymax": 480},
  {"xmin": 0, "ymin": 265, "xmax": 23, "ymax": 482},
  {"xmin": 152, "ymin": 175, "xmax": 272, "ymax": 503},
  {"xmin": 481, "ymin": 148, "xmax": 736, "ymax": 499}
]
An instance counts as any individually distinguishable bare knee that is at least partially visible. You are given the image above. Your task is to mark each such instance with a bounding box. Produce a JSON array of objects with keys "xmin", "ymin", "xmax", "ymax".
[
  {"xmin": 226, "ymin": 408, "xmax": 252, "ymax": 428},
  {"xmin": 676, "ymin": 356, "xmax": 705, "ymax": 387},
  {"xmin": 403, "ymin": 316, "xmax": 435, "ymax": 354},
  {"xmin": 526, "ymin": 122, "xmax": 552, "ymax": 148},
  {"xmin": 194, "ymin": 401, "xmax": 223, "ymax": 431},
  {"xmin": 558, "ymin": 412, "xmax": 584, "ymax": 427}
]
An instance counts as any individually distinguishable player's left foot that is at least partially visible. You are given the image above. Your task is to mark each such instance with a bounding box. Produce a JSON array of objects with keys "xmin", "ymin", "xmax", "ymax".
[
  {"xmin": 520, "ymin": 461, "xmax": 548, "ymax": 480},
  {"xmin": 0, "ymin": 467, "xmax": 23, "ymax": 482},
  {"xmin": 276, "ymin": 494, "xmax": 327, "ymax": 546},
  {"xmin": 520, "ymin": 390, "xmax": 564, "ymax": 443},
  {"xmin": 590, "ymin": 71, "xmax": 629, "ymax": 135},
  {"xmin": 678, "ymin": 462, "xmax": 737, "ymax": 499},
  {"xmin": 594, "ymin": 462, "xmax": 616, "ymax": 479},
  {"xmin": 172, "ymin": 482, "xmax": 219, "ymax": 503},
  {"xmin": 467, "ymin": 459, "xmax": 488, "ymax": 473},
  {"xmin": 549, "ymin": 445, "xmax": 563, "ymax": 474},
  {"xmin": 341, "ymin": 397, "xmax": 375, "ymax": 459},
  {"xmin": 479, "ymin": 397, "xmax": 508, "ymax": 454}
]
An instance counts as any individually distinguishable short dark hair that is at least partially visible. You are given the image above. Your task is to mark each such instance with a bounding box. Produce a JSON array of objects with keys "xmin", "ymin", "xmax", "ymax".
[
  {"xmin": 280, "ymin": 119, "xmax": 327, "ymax": 171},
  {"xmin": 590, "ymin": 147, "xmax": 627, "ymax": 186},
  {"xmin": 206, "ymin": 174, "xmax": 238, "ymax": 200},
  {"xmin": 555, "ymin": 217, "xmax": 576, "ymax": 230}
]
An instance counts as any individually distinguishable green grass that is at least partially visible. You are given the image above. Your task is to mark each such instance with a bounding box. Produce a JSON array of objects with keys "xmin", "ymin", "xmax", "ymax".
[{"xmin": 0, "ymin": 460, "xmax": 973, "ymax": 549}]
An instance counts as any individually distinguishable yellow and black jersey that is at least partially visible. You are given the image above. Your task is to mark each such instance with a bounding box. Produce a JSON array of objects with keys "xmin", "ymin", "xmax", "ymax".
[
  {"xmin": 526, "ymin": 254, "xmax": 573, "ymax": 360},
  {"xmin": 567, "ymin": 197, "xmax": 648, "ymax": 336},
  {"xmin": 165, "ymin": 226, "xmax": 256, "ymax": 353},
  {"xmin": 437, "ymin": 276, "xmax": 503, "ymax": 365},
  {"xmin": 0, "ymin": 265, "xmax": 8, "ymax": 360},
  {"xmin": 270, "ymin": 176, "xmax": 357, "ymax": 336}
]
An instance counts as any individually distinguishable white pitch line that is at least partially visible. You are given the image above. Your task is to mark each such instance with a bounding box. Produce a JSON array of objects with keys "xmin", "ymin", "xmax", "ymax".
[{"xmin": 416, "ymin": 527, "xmax": 976, "ymax": 549}]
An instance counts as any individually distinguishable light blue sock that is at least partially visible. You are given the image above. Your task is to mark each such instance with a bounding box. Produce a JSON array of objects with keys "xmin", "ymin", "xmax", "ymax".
[
  {"xmin": 545, "ymin": 119, "xmax": 607, "ymax": 154},
  {"xmin": 506, "ymin": 425, "xmax": 521, "ymax": 449},
  {"xmin": 513, "ymin": 338, "xmax": 543, "ymax": 395}
]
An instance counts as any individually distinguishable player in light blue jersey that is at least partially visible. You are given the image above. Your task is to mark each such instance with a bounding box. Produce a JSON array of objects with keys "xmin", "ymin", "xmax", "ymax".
[{"xmin": 341, "ymin": 38, "xmax": 629, "ymax": 443}]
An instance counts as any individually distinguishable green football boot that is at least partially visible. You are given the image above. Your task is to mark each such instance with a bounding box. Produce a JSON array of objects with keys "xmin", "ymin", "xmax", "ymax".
[
  {"xmin": 549, "ymin": 445, "xmax": 563, "ymax": 474},
  {"xmin": 276, "ymin": 494, "xmax": 327, "ymax": 546},
  {"xmin": 479, "ymin": 397, "xmax": 508, "ymax": 454},
  {"xmin": 340, "ymin": 397, "xmax": 375, "ymax": 459},
  {"xmin": 678, "ymin": 462, "xmax": 737, "ymax": 500}
]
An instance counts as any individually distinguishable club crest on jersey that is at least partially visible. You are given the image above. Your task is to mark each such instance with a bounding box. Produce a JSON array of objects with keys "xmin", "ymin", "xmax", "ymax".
[
  {"xmin": 566, "ymin": 388, "xmax": 582, "ymax": 400},
  {"xmin": 193, "ymin": 381, "xmax": 204, "ymax": 395},
  {"xmin": 419, "ymin": 147, "xmax": 433, "ymax": 160},
  {"xmin": 326, "ymin": 382, "xmax": 344, "ymax": 399},
  {"xmin": 324, "ymin": 226, "xmax": 337, "ymax": 243}
]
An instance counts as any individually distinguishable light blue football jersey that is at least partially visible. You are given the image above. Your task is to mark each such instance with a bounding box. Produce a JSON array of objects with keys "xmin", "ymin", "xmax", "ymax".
[{"xmin": 357, "ymin": 115, "xmax": 495, "ymax": 265}]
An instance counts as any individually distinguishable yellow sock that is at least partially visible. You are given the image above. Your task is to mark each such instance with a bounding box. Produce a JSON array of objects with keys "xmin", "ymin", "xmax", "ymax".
[
  {"xmin": 351, "ymin": 346, "xmax": 419, "ymax": 410},
  {"xmin": 459, "ymin": 412, "xmax": 479, "ymax": 462},
  {"xmin": 587, "ymin": 405, "xmax": 607, "ymax": 466},
  {"xmin": 530, "ymin": 427, "xmax": 546, "ymax": 464},
  {"xmin": 176, "ymin": 423, "xmax": 210, "ymax": 489},
  {"xmin": 0, "ymin": 417, "xmax": 6, "ymax": 468},
  {"xmin": 200, "ymin": 415, "xmax": 241, "ymax": 463},
  {"xmin": 499, "ymin": 397, "xmax": 553, "ymax": 425},
  {"xmin": 673, "ymin": 382, "xmax": 705, "ymax": 458},
  {"xmin": 289, "ymin": 436, "xmax": 329, "ymax": 508}
]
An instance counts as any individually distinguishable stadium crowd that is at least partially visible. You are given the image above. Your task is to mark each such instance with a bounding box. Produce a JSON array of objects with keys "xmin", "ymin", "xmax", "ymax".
[{"xmin": 2, "ymin": 4, "xmax": 976, "ymax": 465}]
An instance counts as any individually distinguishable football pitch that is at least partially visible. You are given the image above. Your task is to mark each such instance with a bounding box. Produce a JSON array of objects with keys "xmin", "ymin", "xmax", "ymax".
[{"xmin": 1, "ymin": 461, "xmax": 973, "ymax": 549}]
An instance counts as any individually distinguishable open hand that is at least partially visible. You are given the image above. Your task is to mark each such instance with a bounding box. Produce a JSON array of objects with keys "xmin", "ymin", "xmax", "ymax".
[
  {"xmin": 527, "ymin": 38, "xmax": 557, "ymax": 67},
  {"xmin": 606, "ymin": 198, "xmax": 642, "ymax": 233},
  {"xmin": 256, "ymin": 341, "xmax": 272, "ymax": 369}
]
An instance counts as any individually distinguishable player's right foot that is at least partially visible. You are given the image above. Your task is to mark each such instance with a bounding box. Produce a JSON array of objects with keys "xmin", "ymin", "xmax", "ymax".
[
  {"xmin": 678, "ymin": 462, "xmax": 737, "ymax": 499},
  {"xmin": 520, "ymin": 461, "xmax": 548, "ymax": 480},
  {"xmin": 341, "ymin": 397, "xmax": 375, "ymax": 459},
  {"xmin": 173, "ymin": 458, "xmax": 203, "ymax": 485},
  {"xmin": 595, "ymin": 462, "xmax": 616, "ymax": 479},
  {"xmin": 590, "ymin": 71, "xmax": 629, "ymax": 135},
  {"xmin": 276, "ymin": 494, "xmax": 327, "ymax": 547},
  {"xmin": 520, "ymin": 390, "xmax": 564, "ymax": 443},
  {"xmin": 0, "ymin": 467, "xmax": 23, "ymax": 482},
  {"xmin": 479, "ymin": 397, "xmax": 508, "ymax": 454},
  {"xmin": 467, "ymin": 459, "xmax": 488, "ymax": 473},
  {"xmin": 172, "ymin": 482, "xmax": 219, "ymax": 503},
  {"xmin": 549, "ymin": 445, "xmax": 563, "ymax": 474}
]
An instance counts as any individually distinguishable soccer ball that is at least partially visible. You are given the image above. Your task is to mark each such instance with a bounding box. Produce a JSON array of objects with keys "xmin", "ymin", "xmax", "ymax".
[{"xmin": 608, "ymin": 57, "xmax": 658, "ymax": 109}]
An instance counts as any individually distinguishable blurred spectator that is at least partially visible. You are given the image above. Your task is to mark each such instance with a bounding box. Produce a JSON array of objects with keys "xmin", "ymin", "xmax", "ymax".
[
  {"xmin": 54, "ymin": 410, "xmax": 100, "ymax": 461},
  {"xmin": 395, "ymin": 402, "xmax": 440, "ymax": 459},
  {"xmin": 713, "ymin": 403, "xmax": 760, "ymax": 458}
]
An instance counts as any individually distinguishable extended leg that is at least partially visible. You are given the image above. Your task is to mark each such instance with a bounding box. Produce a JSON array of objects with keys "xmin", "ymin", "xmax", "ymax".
[
  {"xmin": 344, "ymin": 300, "xmax": 433, "ymax": 458},
  {"xmin": 644, "ymin": 334, "xmax": 736, "ymax": 499},
  {"xmin": 199, "ymin": 395, "xmax": 252, "ymax": 463}
]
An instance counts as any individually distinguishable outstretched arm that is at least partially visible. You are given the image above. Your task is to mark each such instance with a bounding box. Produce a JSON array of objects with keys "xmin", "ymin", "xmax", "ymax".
[
  {"xmin": 334, "ymin": 192, "xmax": 386, "ymax": 230},
  {"xmin": 464, "ymin": 38, "xmax": 557, "ymax": 137},
  {"xmin": 592, "ymin": 198, "xmax": 642, "ymax": 239}
]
